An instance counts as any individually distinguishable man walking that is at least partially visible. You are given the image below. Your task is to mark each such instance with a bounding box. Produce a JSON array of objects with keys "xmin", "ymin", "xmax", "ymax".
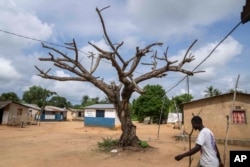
[{"xmin": 175, "ymin": 116, "xmax": 223, "ymax": 167}]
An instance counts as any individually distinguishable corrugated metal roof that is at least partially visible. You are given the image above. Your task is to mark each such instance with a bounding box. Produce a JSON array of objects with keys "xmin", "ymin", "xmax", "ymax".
[
  {"xmin": 84, "ymin": 104, "xmax": 114, "ymax": 109},
  {"xmin": 0, "ymin": 101, "xmax": 40, "ymax": 110},
  {"xmin": 22, "ymin": 103, "xmax": 41, "ymax": 110},
  {"xmin": 0, "ymin": 101, "xmax": 12, "ymax": 109},
  {"xmin": 45, "ymin": 106, "xmax": 67, "ymax": 112}
]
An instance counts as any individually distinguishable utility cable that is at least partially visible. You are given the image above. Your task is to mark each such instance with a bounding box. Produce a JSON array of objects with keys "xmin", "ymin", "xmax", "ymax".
[
  {"xmin": 0, "ymin": 29, "xmax": 89, "ymax": 55},
  {"xmin": 166, "ymin": 20, "xmax": 242, "ymax": 93}
]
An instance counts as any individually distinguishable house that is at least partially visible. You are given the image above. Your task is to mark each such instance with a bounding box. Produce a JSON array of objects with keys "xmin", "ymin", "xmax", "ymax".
[
  {"xmin": 241, "ymin": 0, "xmax": 250, "ymax": 24},
  {"xmin": 22, "ymin": 103, "xmax": 41, "ymax": 124},
  {"xmin": 182, "ymin": 92, "xmax": 250, "ymax": 146},
  {"xmin": 40, "ymin": 106, "xmax": 67, "ymax": 121},
  {"xmin": 0, "ymin": 101, "xmax": 36, "ymax": 126},
  {"xmin": 84, "ymin": 104, "xmax": 121, "ymax": 128},
  {"xmin": 68, "ymin": 108, "xmax": 84, "ymax": 121}
]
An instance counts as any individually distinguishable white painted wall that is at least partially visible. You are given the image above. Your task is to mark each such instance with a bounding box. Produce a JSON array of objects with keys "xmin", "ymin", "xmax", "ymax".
[
  {"xmin": 85, "ymin": 109, "xmax": 96, "ymax": 117},
  {"xmin": 2, "ymin": 111, "xmax": 9, "ymax": 124}
]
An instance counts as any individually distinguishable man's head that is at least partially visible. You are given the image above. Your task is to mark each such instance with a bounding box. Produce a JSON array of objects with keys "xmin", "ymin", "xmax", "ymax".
[{"xmin": 191, "ymin": 116, "xmax": 203, "ymax": 130}]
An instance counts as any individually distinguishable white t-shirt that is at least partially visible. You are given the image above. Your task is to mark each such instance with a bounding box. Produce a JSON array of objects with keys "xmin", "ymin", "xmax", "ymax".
[{"xmin": 196, "ymin": 127, "xmax": 219, "ymax": 167}]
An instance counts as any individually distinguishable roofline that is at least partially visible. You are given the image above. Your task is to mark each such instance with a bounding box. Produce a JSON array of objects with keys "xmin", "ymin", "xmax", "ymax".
[
  {"xmin": 0, "ymin": 100, "xmax": 41, "ymax": 110},
  {"xmin": 182, "ymin": 92, "xmax": 250, "ymax": 105},
  {"xmin": 83, "ymin": 104, "xmax": 114, "ymax": 109}
]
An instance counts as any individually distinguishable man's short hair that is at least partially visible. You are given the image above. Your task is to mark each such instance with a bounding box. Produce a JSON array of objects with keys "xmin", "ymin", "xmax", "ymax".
[{"xmin": 191, "ymin": 116, "xmax": 202, "ymax": 124}]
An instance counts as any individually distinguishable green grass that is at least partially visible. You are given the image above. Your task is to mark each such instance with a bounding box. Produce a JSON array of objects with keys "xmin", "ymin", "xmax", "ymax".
[
  {"xmin": 97, "ymin": 137, "xmax": 118, "ymax": 152},
  {"xmin": 138, "ymin": 140, "xmax": 149, "ymax": 148}
]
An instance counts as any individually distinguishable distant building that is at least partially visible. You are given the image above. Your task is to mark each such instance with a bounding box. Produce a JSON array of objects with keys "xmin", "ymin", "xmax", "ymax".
[
  {"xmin": 0, "ymin": 101, "xmax": 40, "ymax": 126},
  {"xmin": 68, "ymin": 108, "xmax": 84, "ymax": 121},
  {"xmin": 41, "ymin": 106, "xmax": 66, "ymax": 121},
  {"xmin": 22, "ymin": 103, "xmax": 41, "ymax": 124},
  {"xmin": 182, "ymin": 92, "xmax": 250, "ymax": 146},
  {"xmin": 84, "ymin": 104, "xmax": 121, "ymax": 128}
]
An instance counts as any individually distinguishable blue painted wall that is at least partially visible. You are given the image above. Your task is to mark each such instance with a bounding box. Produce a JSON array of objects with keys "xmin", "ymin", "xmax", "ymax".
[
  {"xmin": 40, "ymin": 113, "xmax": 63, "ymax": 121},
  {"xmin": 84, "ymin": 117, "xmax": 115, "ymax": 128}
]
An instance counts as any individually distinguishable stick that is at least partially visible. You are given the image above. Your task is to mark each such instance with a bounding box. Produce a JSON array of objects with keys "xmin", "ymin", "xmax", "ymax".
[
  {"xmin": 223, "ymin": 74, "xmax": 240, "ymax": 166},
  {"xmin": 188, "ymin": 128, "xmax": 194, "ymax": 167},
  {"xmin": 223, "ymin": 115, "xmax": 229, "ymax": 165}
]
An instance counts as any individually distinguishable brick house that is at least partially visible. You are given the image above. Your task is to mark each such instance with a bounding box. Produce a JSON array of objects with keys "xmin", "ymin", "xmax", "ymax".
[
  {"xmin": 0, "ymin": 101, "xmax": 37, "ymax": 126},
  {"xmin": 182, "ymin": 92, "xmax": 250, "ymax": 146}
]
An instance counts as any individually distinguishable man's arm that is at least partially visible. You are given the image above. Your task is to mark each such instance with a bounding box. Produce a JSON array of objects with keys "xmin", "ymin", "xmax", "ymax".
[{"xmin": 175, "ymin": 144, "xmax": 201, "ymax": 161}]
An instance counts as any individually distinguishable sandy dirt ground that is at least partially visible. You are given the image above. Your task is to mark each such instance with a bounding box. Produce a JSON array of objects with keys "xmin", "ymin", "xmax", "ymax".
[{"xmin": 0, "ymin": 121, "xmax": 249, "ymax": 167}]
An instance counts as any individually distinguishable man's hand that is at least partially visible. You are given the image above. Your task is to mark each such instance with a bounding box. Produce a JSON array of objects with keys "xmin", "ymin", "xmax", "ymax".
[
  {"xmin": 175, "ymin": 154, "xmax": 184, "ymax": 161},
  {"xmin": 219, "ymin": 163, "xmax": 224, "ymax": 167}
]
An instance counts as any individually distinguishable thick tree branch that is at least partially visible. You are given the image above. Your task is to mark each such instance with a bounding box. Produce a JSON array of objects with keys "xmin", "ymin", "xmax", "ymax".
[
  {"xmin": 96, "ymin": 6, "xmax": 125, "ymax": 65},
  {"xmin": 134, "ymin": 41, "xmax": 199, "ymax": 84},
  {"xmin": 178, "ymin": 39, "xmax": 197, "ymax": 69},
  {"xmin": 124, "ymin": 42, "xmax": 163, "ymax": 77},
  {"xmin": 88, "ymin": 42, "xmax": 124, "ymax": 76}
]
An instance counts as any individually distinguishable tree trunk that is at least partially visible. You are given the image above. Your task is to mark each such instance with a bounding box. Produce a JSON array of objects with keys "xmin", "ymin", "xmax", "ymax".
[
  {"xmin": 116, "ymin": 100, "xmax": 140, "ymax": 147},
  {"xmin": 119, "ymin": 118, "xmax": 139, "ymax": 147}
]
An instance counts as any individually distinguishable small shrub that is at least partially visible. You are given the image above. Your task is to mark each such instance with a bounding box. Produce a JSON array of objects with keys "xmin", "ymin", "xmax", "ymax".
[
  {"xmin": 97, "ymin": 137, "xmax": 118, "ymax": 152},
  {"xmin": 138, "ymin": 140, "xmax": 149, "ymax": 148}
]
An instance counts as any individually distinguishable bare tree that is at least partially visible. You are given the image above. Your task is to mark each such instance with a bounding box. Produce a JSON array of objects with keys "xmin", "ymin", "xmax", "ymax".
[{"xmin": 35, "ymin": 6, "xmax": 200, "ymax": 148}]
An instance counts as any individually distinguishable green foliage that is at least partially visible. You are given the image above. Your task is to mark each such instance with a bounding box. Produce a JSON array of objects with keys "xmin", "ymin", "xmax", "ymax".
[
  {"xmin": 204, "ymin": 85, "xmax": 221, "ymax": 97},
  {"xmin": 131, "ymin": 84, "xmax": 194, "ymax": 123},
  {"xmin": 22, "ymin": 86, "xmax": 56, "ymax": 107},
  {"xmin": 228, "ymin": 89, "xmax": 243, "ymax": 93},
  {"xmin": 97, "ymin": 137, "xmax": 118, "ymax": 152},
  {"xmin": 138, "ymin": 140, "xmax": 149, "ymax": 148},
  {"xmin": 171, "ymin": 93, "xmax": 193, "ymax": 113},
  {"xmin": 0, "ymin": 92, "xmax": 20, "ymax": 103},
  {"xmin": 81, "ymin": 95, "xmax": 110, "ymax": 107},
  {"xmin": 132, "ymin": 84, "xmax": 169, "ymax": 123},
  {"xmin": 48, "ymin": 96, "xmax": 72, "ymax": 108}
]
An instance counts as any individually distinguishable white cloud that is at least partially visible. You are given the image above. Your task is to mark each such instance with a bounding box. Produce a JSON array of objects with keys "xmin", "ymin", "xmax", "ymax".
[
  {"xmin": 126, "ymin": 0, "xmax": 242, "ymax": 40},
  {"xmin": 0, "ymin": 0, "xmax": 54, "ymax": 54},
  {"xmin": 0, "ymin": 56, "xmax": 24, "ymax": 94},
  {"xmin": 0, "ymin": 57, "xmax": 21, "ymax": 82},
  {"xmin": 0, "ymin": 0, "xmax": 249, "ymax": 104},
  {"xmin": 29, "ymin": 74, "xmax": 106, "ymax": 104},
  {"xmin": 169, "ymin": 36, "xmax": 242, "ymax": 80},
  {"xmin": 194, "ymin": 37, "xmax": 242, "ymax": 67},
  {"xmin": 79, "ymin": 39, "xmax": 116, "ymax": 76}
]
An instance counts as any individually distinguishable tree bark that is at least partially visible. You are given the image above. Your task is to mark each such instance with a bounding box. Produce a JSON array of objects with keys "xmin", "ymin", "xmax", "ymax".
[
  {"xmin": 115, "ymin": 99, "xmax": 140, "ymax": 147},
  {"xmin": 119, "ymin": 118, "xmax": 139, "ymax": 147}
]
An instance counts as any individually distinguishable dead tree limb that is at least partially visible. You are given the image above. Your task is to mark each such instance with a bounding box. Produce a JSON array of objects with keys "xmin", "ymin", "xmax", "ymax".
[{"xmin": 35, "ymin": 6, "xmax": 202, "ymax": 148}]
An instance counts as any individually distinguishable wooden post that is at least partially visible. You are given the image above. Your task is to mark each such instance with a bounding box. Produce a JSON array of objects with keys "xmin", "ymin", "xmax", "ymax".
[
  {"xmin": 157, "ymin": 96, "xmax": 166, "ymax": 139},
  {"xmin": 188, "ymin": 128, "xmax": 194, "ymax": 167},
  {"xmin": 223, "ymin": 74, "xmax": 240, "ymax": 166}
]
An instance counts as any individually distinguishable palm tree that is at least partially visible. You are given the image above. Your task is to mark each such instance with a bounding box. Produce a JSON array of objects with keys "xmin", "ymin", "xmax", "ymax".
[
  {"xmin": 204, "ymin": 86, "xmax": 222, "ymax": 97},
  {"xmin": 228, "ymin": 89, "xmax": 242, "ymax": 93}
]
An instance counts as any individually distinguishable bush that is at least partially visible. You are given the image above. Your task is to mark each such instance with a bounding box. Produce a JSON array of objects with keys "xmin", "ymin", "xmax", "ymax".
[
  {"xmin": 97, "ymin": 137, "xmax": 118, "ymax": 152},
  {"xmin": 138, "ymin": 140, "xmax": 149, "ymax": 148}
]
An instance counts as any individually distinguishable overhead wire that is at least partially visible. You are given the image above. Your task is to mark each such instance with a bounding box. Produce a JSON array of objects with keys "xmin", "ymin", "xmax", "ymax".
[
  {"xmin": 0, "ymin": 29, "xmax": 89, "ymax": 55},
  {"xmin": 166, "ymin": 20, "xmax": 243, "ymax": 93},
  {"xmin": 0, "ymin": 28, "xmax": 150, "ymax": 76},
  {"xmin": 0, "ymin": 18, "xmax": 246, "ymax": 95},
  {"xmin": 167, "ymin": 4, "xmax": 250, "ymax": 94}
]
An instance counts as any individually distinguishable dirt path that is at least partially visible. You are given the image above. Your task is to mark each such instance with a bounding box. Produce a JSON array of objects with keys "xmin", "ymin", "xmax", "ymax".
[{"xmin": 0, "ymin": 121, "xmax": 249, "ymax": 167}]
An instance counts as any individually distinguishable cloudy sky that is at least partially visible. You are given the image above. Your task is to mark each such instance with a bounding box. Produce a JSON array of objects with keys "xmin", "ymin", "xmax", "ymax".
[{"xmin": 0, "ymin": 0, "xmax": 249, "ymax": 104}]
